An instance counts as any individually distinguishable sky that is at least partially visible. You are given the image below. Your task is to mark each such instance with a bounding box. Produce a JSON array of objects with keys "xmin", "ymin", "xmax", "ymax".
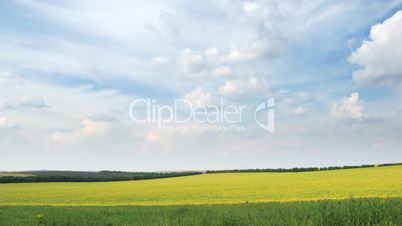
[{"xmin": 1, "ymin": 0, "xmax": 402, "ymax": 171}]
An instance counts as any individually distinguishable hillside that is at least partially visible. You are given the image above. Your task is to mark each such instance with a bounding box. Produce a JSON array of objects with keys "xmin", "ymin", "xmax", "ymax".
[{"xmin": 1, "ymin": 165, "xmax": 401, "ymax": 206}]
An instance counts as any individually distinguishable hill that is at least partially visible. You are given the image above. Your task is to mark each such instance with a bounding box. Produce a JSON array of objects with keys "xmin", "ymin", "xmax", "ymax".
[{"xmin": 1, "ymin": 165, "xmax": 402, "ymax": 206}]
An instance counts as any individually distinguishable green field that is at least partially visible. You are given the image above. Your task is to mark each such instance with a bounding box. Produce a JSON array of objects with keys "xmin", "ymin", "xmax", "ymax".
[
  {"xmin": 1, "ymin": 165, "xmax": 402, "ymax": 206},
  {"xmin": 1, "ymin": 166, "xmax": 402, "ymax": 225},
  {"xmin": 0, "ymin": 199, "xmax": 401, "ymax": 226}
]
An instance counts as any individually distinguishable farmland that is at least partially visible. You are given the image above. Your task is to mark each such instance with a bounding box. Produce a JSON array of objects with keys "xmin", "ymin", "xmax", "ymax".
[
  {"xmin": 0, "ymin": 170, "xmax": 201, "ymax": 183},
  {"xmin": 1, "ymin": 165, "xmax": 402, "ymax": 225},
  {"xmin": 1, "ymin": 199, "xmax": 401, "ymax": 226},
  {"xmin": 1, "ymin": 165, "xmax": 402, "ymax": 206}
]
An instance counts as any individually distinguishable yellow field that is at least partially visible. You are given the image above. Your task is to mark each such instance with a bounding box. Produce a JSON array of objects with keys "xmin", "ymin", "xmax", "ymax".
[{"xmin": 1, "ymin": 165, "xmax": 402, "ymax": 206}]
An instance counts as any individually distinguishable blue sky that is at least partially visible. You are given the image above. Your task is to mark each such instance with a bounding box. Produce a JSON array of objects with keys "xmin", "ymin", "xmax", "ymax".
[{"xmin": 1, "ymin": 0, "xmax": 402, "ymax": 171}]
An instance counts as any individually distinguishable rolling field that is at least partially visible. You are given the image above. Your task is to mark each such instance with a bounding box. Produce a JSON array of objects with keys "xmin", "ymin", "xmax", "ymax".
[{"xmin": 1, "ymin": 165, "xmax": 402, "ymax": 206}]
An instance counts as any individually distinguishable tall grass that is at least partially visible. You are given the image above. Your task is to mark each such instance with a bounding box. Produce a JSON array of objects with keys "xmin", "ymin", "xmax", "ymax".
[{"xmin": 0, "ymin": 198, "xmax": 401, "ymax": 226}]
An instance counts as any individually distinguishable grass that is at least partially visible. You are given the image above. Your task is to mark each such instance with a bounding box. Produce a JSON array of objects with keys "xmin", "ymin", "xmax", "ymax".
[
  {"xmin": 1, "ymin": 165, "xmax": 402, "ymax": 206},
  {"xmin": 0, "ymin": 198, "xmax": 401, "ymax": 226}
]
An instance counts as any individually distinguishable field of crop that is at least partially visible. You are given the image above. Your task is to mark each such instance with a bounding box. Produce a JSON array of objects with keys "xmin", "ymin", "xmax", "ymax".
[
  {"xmin": 1, "ymin": 198, "xmax": 402, "ymax": 226},
  {"xmin": 1, "ymin": 165, "xmax": 402, "ymax": 206}
]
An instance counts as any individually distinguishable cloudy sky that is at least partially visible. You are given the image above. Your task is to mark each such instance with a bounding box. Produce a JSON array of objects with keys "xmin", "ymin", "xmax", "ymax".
[{"xmin": 1, "ymin": 0, "xmax": 402, "ymax": 171}]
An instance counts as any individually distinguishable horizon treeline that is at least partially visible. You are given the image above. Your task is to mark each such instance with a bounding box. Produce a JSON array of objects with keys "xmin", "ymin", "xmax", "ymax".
[
  {"xmin": 0, "ymin": 171, "xmax": 202, "ymax": 183},
  {"xmin": 206, "ymin": 163, "xmax": 402, "ymax": 174},
  {"xmin": 1, "ymin": 162, "xmax": 401, "ymax": 183}
]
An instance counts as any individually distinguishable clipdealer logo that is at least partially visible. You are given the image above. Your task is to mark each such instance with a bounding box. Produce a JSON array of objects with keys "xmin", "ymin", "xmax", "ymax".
[
  {"xmin": 129, "ymin": 97, "xmax": 275, "ymax": 132},
  {"xmin": 254, "ymin": 97, "xmax": 275, "ymax": 132}
]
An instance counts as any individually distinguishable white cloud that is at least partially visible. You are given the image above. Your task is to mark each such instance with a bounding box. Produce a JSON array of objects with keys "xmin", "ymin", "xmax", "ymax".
[
  {"xmin": 52, "ymin": 119, "xmax": 109, "ymax": 142},
  {"xmin": 330, "ymin": 92, "xmax": 366, "ymax": 120},
  {"xmin": 294, "ymin": 107, "xmax": 307, "ymax": 116},
  {"xmin": 243, "ymin": 1, "xmax": 259, "ymax": 15},
  {"xmin": 219, "ymin": 76, "xmax": 269, "ymax": 97},
  {"xmin": 177, "ymin": 40, "xmax": 279, "ymax": 77},
  {"xmin": 0, "ymin": 96, "xmax": 48, "ymax": 110},
  {"xmin": 15, "ymin": 96, "xmax": 48, "ymax": 109},
  {"xmin": 184, "ymin": 87, "xmax": 214, "ymax": 106},
  {"xmin": 151, "ymin": 56, "xmax": 170, "ymax": 65},
  {"xmin": 0, "ymin": 116, "xmax": 15, "ymax": 129},
  {"xmin": 242, "ymin": 0, "xmax": 281, "ymax": 21},
  {"xmin": 205, "ymin": 47, "xmax": 219, "ymax": 61},
  {"xmin": 178, "ymin": 48, "xmax": 206, "ymax": 73},
  {"xmin": 1, "ymin": 0, "xmax": 401, "ymax": 171},
  {"xmin": 222, "ymin": 40, "xmax": 270, "ymax": 63},
  {"xmin": 213, "ymin": 65, "xmax": 231, "ymax": 77},
  {"xmin": 0, "ymin": 71, "xmax": 24, "ymax": 85},
  {"xmin": 349, "ymin": 10, "xmax": 402, "ymax": 87}
]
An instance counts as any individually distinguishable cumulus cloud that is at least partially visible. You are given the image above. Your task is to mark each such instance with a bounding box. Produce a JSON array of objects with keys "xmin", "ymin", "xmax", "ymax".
[
  {"xmin": 213, "ymin": 65, "xmax": 232, "ymax": 77},
  {"xmin": 224, "ymin": 43, "xmax": 259, "ymax": 62},
  {"xmin": 205, "ymin": 47, "xmax": 219, "ymax": 60},
  {"xmin": 2, "ymin": 0, "xmax": 401, "ymax": 170},
  {"xmin": 219, "ymin": 76, "xmax": 269, "ymax": 97},
  {"xmin": 184, "ymin": 87, "xmax": 214, "ymax": 106},
  {"xmin": 330, "ymin": 93, "xmax": 366, "ymax": 120},
  {"xmin": 203, "ymin": 42, "xmax": 273, "ymax": 64},
  {"xmin": 178, "ymin": 48, "xmax": 206, "ymax": 74},
  {"xmin": 349, "ymin": 10, "xmax": 402, "ymax": 87},
  {"xmin": 52, "ymin": 119, "xmax": 109, "ymax": 142},
  {"xmin": 177, "ymin": 40, "xmax": 279, "ymax": 77},
  {"xmin": 243, "ymin": 1, "xmax": 259, "ymax": 15},
  {"xmin": 222, "ymin": 40, "xmax": 277, "ymax": 63}
]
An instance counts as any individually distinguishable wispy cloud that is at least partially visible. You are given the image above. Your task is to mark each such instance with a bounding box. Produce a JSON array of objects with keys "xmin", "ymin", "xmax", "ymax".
[{"xmin": 0, "ymin": 0, "xmax": 401, "ymax": 170}]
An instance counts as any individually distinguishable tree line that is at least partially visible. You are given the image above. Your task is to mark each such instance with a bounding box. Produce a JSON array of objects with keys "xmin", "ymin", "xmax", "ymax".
[
  {"xmin": 0, "ymin": 171, "xmax": 202, "ymax": 183},
  {"xmin": 2, "ymin": 162, "xmax": 401, "ymax": 183},
  {"xmin": 206, "ymin": 163, "xmax": 402, "ymax": 174}
]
